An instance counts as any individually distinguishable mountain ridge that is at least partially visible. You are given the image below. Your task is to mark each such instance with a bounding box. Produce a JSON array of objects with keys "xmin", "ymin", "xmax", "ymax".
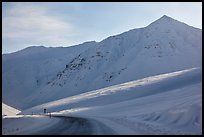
[{"xmin": 2, "ymin": 15, "xmax": 202, "ymax": 110}]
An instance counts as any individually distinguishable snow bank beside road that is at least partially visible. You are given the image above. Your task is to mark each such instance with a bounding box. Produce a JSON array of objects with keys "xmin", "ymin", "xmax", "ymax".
[
  {"xmin": 2, "ymin": 103, "xmax": 21, "ymax": 117},
  {"xmin": 2, "ymin": 115, "xmax": 59, "ymax": 135}
]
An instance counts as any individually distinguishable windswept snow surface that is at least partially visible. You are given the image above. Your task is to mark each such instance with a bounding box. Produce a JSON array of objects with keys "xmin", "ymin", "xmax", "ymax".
[
  {"xmin": 2, "ymin": 15, "xmax": 202, "ymax": 110},
  {"xmin": 17, "ymin": 67, "xmax": 202, "ymax": 135}
]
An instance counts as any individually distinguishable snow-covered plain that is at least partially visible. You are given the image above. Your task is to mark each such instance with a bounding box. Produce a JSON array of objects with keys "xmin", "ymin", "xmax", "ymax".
[{"xmin": 2, "ymin": 15, "xmax": 202, "ymax": 135}]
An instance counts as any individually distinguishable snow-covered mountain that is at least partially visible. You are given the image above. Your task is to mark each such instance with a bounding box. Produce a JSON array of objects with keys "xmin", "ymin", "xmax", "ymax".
[{"xmin": 2, "ymin": 15, "xmax": 202, "ymax": 110}]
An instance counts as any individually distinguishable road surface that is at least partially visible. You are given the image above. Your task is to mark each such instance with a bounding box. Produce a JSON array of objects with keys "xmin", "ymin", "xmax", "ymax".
[{"xmin": 31, "ymin": 115, "xmax": 116, "ymax": 135}]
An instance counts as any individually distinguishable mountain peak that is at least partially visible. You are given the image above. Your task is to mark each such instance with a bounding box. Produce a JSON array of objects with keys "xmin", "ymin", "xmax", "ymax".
[
  {"xmin": 147, "ymin": 15, "xmax": 182, "ymax": 29},
  {"xmin": 156, "ymin": 15, "xmax": 176, "ymax": 22},
  {"xmin": 159, "ymin": 15, "xmax": 175, "ymax": 21},
  {"xmin": 161, "ymin": 15, "xmax": 170, "ymax": 19}
]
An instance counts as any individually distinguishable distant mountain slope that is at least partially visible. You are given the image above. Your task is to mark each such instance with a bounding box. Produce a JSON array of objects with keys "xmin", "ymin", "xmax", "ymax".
[{"xmin": 2, "ymin": 15, "xmax": 202, "ymax": 110}]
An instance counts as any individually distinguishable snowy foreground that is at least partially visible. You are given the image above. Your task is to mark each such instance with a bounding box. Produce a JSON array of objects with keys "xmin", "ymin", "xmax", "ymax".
[{"xmin": 2, "ymin": 67, "xmax": 202, "ymax": 135}]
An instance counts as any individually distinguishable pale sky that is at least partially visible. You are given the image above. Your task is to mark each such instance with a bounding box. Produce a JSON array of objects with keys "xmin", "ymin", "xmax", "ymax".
[{"xmin": 2, "ymin": 2, "xmax": 202, "ymax": 54}]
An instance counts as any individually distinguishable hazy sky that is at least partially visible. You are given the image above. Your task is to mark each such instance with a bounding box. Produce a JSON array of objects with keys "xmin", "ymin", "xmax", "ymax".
[{"xmin": 2, "ymin": 2, "xmax": 202, "ymax": 54}]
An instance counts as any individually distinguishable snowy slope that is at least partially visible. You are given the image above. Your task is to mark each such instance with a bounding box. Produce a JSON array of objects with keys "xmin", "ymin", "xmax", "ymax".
[
  {"xmin": 2, "ymin": 41, "xmax": 96, "ymax": 109},
  {"xmin": 21, "ymin": 67, "xmax": 201, "ymax": 114},
  {"xmin": 2, "ymin": 15, "xmax": 202, "ymax": 110},
  {"xmin": 2, "ymin": 103, "xmax": 21, "ymax": 116},
  {"xmin": 16, "ymin": 67, "xmax": 202, "ymax": 135}
]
